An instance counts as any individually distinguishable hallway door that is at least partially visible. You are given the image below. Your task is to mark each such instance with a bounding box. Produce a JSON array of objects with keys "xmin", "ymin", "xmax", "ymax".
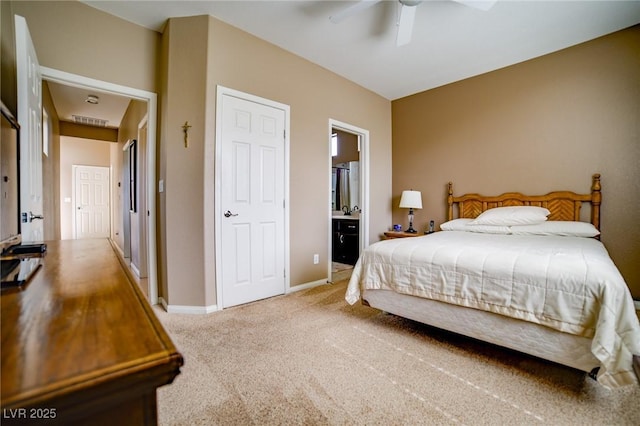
[{"xmin": 74, "ymin": 165, "xmax": 110, "ymax": 239}]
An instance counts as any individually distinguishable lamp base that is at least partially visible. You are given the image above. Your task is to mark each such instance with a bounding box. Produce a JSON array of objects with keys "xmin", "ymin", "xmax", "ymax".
[{"xmin": 406, "ymin": 209, "xmax": 417, "ymax": 233}]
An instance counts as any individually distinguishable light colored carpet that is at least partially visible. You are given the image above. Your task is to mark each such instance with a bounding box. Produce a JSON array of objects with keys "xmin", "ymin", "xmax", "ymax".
[{"xmin": 155, "ymin": 281, "xmax": 640, "ymax": 425}]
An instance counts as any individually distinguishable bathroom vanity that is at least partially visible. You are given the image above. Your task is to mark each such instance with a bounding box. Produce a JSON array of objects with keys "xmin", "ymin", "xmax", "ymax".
[{"xmin": 332, "ymin": 216, "xmax": 360, "ymax": 265}]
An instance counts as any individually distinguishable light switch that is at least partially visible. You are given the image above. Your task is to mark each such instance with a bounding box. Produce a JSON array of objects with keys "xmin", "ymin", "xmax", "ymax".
[
  {"xmin": 64, "ymin": 197, "xmax": 71, "ymax": 203},
  {"xmin": 158, "ymin": 179, "xmax": 164, "ymax": 193}
]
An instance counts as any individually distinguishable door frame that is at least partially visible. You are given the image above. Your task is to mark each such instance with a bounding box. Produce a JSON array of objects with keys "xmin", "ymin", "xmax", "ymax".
[
  {"xmin": 40, "ymin": 66, "xmax": 159, "ymax": 305},
  {"xmin": 328, "ymin": 119, "xmax": 370, "ymax": 280},
  {"xmin": 214, "ymin": 86, "xmax": 290, "ymax": 310},
  {"xmin": 72, "ymin": 164, "xmax": 110, "ymax": 239},
  {"xmin": 135, "ymin": 116, "xmax": 149, "ymax": 278}
]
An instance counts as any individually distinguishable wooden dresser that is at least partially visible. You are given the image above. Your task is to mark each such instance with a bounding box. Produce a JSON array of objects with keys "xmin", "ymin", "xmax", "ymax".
[{"xmin": 1, "ymin": 239, "xmax": 183, "ymax": 425}]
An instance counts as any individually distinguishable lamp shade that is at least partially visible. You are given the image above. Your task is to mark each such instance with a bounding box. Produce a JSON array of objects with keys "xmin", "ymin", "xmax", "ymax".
[{"xmin": 399, "ymin": 190, "xmax": 422, "ymax": 209}]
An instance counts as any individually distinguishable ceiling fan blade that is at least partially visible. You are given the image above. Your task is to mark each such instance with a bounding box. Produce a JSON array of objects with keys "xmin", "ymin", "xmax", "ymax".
[
  {"xmin": 452, "ymin": 0, "xmax": 498, "ymax": 12},
  {"xmin": 330, "ymin": 0, "xmax": 383, "ymax": 24},
  {"xmin": 396, "ymin": 4, "xmax": 418, "ymax": 46}
]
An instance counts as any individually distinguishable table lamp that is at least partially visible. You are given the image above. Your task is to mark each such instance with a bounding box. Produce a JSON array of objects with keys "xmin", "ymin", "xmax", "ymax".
[{"xmin": 399, "ymin": 190, "xmax": 422, "ymax": 233}]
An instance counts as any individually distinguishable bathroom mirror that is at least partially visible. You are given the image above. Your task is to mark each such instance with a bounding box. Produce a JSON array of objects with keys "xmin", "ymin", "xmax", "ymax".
[
  {"xmin": 332, "ymin": 161, "xmax": 359, "ymax": 213},
  {"xmin": 331, "ymin": 129, "xmax": 360, "ymax": 213}
]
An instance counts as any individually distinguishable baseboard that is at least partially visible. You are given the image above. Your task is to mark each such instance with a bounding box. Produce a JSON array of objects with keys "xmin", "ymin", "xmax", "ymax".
[
  {"xmin": 159, "ymin": 297, "xmax": 168, "ymax": 311},
  {"xmin": 130, "ymin": 262, "xmax": 141, "ymax": 278},
  {"xmin": 157, "ymin": 279, "xmax": 328, "ymax": 314},
  {"xmin": 159, "ymin": 297, "xmax": 218, "ymax": 314},
  {"xmin": 110, "ymin": 238, "xmax": 125, "ymax": 258},
  {"xmin": 287, "ymin": 278, "xmax": 328, "ymax": 294},
  {"xmin": 634, "ymin": 299, "xmax": 640, "ymax": 311}
]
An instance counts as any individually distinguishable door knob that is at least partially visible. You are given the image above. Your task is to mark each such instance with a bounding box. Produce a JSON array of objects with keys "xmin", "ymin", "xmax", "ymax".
[
  {"xmin": 224, "ymin": 210, "xmax": 238, "ymax": 218},
  {"xmin": 22, "ymin": 211, "xmax": 44, "ymax": 223}
]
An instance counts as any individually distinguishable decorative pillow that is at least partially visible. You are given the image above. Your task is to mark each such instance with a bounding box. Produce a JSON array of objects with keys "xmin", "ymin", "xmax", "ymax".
[
  {"xmin": 469, "ymin": 206, "xmax": 550, "ymax": 226},
  {"xmin": 440, "ymin": 218, "xmax": 511, "ymax": 234},
  {"xmin": 509, "ymin": 221, "xmax": 600, "ymax": 238}
]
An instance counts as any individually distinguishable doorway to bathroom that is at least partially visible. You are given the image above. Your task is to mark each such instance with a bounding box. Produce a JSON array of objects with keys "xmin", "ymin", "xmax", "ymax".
[{"xmin": 328, "ymin": 119, "xmax": 369, "ymax": 283}]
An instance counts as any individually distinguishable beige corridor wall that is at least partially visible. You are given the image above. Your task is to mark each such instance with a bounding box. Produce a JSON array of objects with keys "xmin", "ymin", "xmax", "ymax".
[
  {"xmin": 59, "ymin": 136, "xmax": 111, "ymax": 240},
  {"xmin": 42, "ymin": 81, "xmax": 61, "ymax": 240},
  {"xmin": 391, "ymin": 26, "xmax": 640, "ymax": 297},
  {"xmin": 116, "ymin": 100, "xmax": 149, "ymax": 260}
]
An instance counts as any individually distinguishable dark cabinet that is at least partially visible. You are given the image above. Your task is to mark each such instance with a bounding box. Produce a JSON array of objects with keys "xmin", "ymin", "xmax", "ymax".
[{"xmin": 332, "ymin": 219, "xmax": 359, "ymax": 265}]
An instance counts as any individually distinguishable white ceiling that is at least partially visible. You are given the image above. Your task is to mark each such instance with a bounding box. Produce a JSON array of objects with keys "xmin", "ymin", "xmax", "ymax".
[
  {"xmin": 58, "ymin": 1, "xmax": 639, "ymax": 128},
  {"xmin": 47, "ymin": 81, "xmax": 130, "ymax": 128},
  {"xmin": 81, "ymin": 0, "xmax": 640, "ymax": 101}
]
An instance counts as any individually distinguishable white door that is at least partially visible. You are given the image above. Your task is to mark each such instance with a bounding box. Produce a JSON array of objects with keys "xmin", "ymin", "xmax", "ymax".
[
  {"xmin": 74, "ymin": 165, "xmax": 110, "ymax": 239},
  {"xmin": 220, "ymin": 94, "xmax": 286, "ymax": 308},
  {"xmin": 15, "ymin": 15, "xmax": 44, "ymax": 242}
]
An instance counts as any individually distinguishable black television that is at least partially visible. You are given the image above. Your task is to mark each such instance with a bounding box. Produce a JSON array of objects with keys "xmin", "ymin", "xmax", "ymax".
[{"xmin": 1, "ymin": 101, "xmax": 21, "ymax": 254}]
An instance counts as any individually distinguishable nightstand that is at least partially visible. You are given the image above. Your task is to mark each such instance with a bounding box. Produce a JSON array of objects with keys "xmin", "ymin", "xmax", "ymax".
[{"xmin": 384, "ymin": 231, "xmax": 424, "ymax": 239}]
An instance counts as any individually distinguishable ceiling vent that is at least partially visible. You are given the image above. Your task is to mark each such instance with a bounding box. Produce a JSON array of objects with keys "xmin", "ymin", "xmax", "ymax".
[{"xmin": 72, "ymin": 115, "xmax": 109, "ymax": 127}]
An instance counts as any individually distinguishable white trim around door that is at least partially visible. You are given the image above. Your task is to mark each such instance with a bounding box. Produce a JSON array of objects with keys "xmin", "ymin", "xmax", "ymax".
[
  {"xmin": 214, "ymin": 86, "xmax": 290, "ymax": 310},
  {"xmin": 40, "ymin": 66, "xmax": 159, "ymax": 305},
  {"xmin": 327, "ymin": 119, "xmax": 370, "ymax": 281}
]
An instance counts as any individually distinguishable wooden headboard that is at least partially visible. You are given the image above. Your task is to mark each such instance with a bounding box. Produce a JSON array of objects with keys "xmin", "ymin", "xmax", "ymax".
[{"xmin": 447, "ymin": 174, "xmax": 601, "ymax": 230}]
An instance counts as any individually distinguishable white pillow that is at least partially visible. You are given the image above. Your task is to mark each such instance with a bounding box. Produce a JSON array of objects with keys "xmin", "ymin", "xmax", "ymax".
[
  {"xmin": 469, "ymin": 206, "xmax": 550, "ymax": 226},
  {"xmin": 440, "ymin": 218, "xmax": 511, "ymax": 234},
  {"xmin": 509, "ymin": 221, "xmax": 600, "ymax": 238}
]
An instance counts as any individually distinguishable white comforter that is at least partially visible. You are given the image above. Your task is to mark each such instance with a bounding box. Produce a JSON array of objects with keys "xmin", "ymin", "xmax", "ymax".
[{"xmin": 346, "ymin": 231, "xmax": 640, "ymax": 388}]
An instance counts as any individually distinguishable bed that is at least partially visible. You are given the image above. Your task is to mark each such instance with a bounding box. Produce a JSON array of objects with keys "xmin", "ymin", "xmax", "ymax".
[{"xmin": 346, "ymin": 174, "xmax": 640, "ymax": 388}]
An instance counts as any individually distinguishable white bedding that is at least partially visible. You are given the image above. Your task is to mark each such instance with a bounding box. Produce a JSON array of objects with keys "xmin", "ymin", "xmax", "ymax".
[{"xmin": 346, "ymin": 231, "xmax": 640, "ymax": 388}]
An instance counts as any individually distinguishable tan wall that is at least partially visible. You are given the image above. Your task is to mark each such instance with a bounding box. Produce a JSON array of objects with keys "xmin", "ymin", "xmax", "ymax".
[
  {"xmin": 391, "ymin": 25, "xmax": 640, "ymax": 297},
  {"xmin": 10, "ymin": 1, "xmax": 159, "ymax": 93},
  {"xmin": 8, "ymin": 2, "xmax": 393, "ymax": 309},
  {"xmin": 332, "ymin": 130, "xmax": 359, "ymax": 165},
  {"xmin": 208, "ymin": 17, "xmax": 392, "ymax": 292},
  {"xmin": 116, "ymin": 100, "xmax": 148, "ymax": 269},
  {"xmin": 59, "ymin": 136, "xmax": 111, "ymax": 239},
  {"xmin": 159, "ymin": 16, "xmax": 209, "ymax": 307},
  {"xmin": 157, "ymin": 16, "xmax": 392, "ymax": 307},
  {"xmin": 59, "ymin": 122, "xmax": 118, "ymax": 142},
  {"xmin": 42, "ymin": 81, "xmax": 61, "ymax": 240},
  {"xmin": 157, "ymin": 16, "xmax": 170, "ymax": 305},
  {"xmin": 1, "ymin": 1, "xmax": 18, "ymax": 114}
]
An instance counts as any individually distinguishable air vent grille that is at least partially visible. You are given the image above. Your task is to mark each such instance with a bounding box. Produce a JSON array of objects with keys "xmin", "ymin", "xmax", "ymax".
[{"xmin": 72, "ymin": 115, "xmax": 109, "ymax": 127}]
